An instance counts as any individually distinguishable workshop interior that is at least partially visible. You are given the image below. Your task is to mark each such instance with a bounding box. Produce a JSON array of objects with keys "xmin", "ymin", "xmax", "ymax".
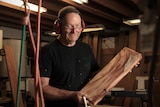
[{"xmin": 0, "ymin": 0, "xmax": 160, "ymax": 107}]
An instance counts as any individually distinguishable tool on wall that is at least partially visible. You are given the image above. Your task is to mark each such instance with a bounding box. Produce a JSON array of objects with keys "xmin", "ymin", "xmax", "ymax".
[
  {"xmin": 15, "ymin": 1, "xmax": 28, "ymax": 107},
  {"xmin": 24, "ymin": 0, "xmax": 45, "ymax": 107}
]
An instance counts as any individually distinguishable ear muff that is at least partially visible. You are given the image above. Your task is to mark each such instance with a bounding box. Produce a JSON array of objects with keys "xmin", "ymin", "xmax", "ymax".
[
  {"xmin": 81, "ymin": 19, "xmax": 85, "ymax": 32},
  {"xmin": 54, "ymin": 19, "xmax": 61, "ymax": 34},
  {"xmin": 55, "ymin": 6, "xmax": 85, "ymax": 34}
]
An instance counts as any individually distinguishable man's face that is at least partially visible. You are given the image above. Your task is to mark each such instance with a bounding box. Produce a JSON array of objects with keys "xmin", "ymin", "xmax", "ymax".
[{"xmin": 61, "ymin": 12, "xmax": 82, "ymax": 44}]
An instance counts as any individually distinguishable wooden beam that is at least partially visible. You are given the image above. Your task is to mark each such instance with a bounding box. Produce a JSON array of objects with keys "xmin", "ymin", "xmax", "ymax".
[
  {"xmin": 128, "ymin": 29, "xmax": 138, "ymax": 50},
  {"xmin": 97, "ymin": 36, "xmax": 102, "ymax": 66},
  {"xmin": 62, "ymin": 0, "xmax": 121, "ymax": 23},
  {"xmin": 92, "ymin": 33, "xmax": 99, "ymax": 58},
  {"xmin": 82, "ymin": 33, "xmax": 90, "ymax": 44},
  {"xmin": 116, "ymin": 32, "xmax": 128, "ymax": 52},
  {"xmin": 93, "ymin": 0, "xmax": 140, "ymax": 17},
  {"xmin": 45, "ymin": 0, "xmax": 120, "ymax": 30}
]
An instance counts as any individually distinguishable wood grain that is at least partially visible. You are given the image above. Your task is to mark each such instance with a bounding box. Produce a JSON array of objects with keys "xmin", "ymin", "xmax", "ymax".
[
  {"xmin": 81, "ymin": 47, "xmax": 142, "ymax": 105},
  {"xmin": 4, "ymin": 45, "xmax": 24, "ymax": 107}
]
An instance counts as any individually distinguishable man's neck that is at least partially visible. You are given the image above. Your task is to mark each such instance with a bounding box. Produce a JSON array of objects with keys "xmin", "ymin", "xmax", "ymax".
[{"xmin": 58, "ymin": 36, "xmax": 76, "ymax": 47}]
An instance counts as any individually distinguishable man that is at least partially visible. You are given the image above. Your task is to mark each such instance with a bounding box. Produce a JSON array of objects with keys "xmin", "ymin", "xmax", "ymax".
[{"xmin": 40, "ymin": 6, "xmax": 99, "ymax": 107}]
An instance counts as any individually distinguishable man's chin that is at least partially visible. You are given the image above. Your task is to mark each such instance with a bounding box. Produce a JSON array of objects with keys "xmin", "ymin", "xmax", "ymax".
[{"xmin": 68, "ymin": 38, "xmax": 78, "ymax": 43}]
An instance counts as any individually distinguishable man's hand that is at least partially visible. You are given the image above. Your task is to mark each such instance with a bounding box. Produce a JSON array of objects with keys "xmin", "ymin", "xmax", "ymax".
[{"xmin": 70, "ymin": 91, "xmax": 93, "ymax": 107}]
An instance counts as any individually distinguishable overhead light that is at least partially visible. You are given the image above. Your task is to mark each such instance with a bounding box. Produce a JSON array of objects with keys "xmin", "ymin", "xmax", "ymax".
[
  {"xmin": 0, "ymin": 0, "xmax": 47, "ymax": 13},
  {"xmin": 123, "ymin": 19, "xmax": 141, "ymax": 26},
  {"xmin": 83, "ymin": 27, "xmax": 104, "ymax": 32},
  {"xmin": 72, "ymin": 0, "xmax": 88, "ymax": 4},
  {"xmin": 45, "ymin": 27, "xmax": 104, "ymax": 36},
  {"xmin": 83, "ymin": 24, "xmax": 105, "ymax": 32},
  {"xmin": 44, "ymin": 31, "xmax": 60, "ymax": 36}
]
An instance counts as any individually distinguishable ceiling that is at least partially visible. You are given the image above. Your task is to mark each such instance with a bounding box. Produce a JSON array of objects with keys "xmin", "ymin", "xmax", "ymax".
[{"xmin": 0, "ymin": 0, "xmax": 142, "ymax": 36}]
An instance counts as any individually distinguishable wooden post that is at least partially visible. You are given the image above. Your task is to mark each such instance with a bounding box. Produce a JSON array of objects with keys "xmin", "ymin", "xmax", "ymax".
[
  {"xmin": 82, "ymin": 33, "xmax": 90, "ymax": 44},
  {"xmin": 116, "ymin": 32, "xmax": 128, "ymax": 53},
  {"xmin": 123, "ymin": 29, "xmax": 138, "ymax": 107},
  {"xmin": 128, "ymin": 29, "xmax": 138, "ymax": 50},
  {"xmin": 97, "ymin": 36, "xmax": 102, "ymax": 66},
  {"xmin": 92, "ymin": 33, "xmax": 99, "ymax": 58}
]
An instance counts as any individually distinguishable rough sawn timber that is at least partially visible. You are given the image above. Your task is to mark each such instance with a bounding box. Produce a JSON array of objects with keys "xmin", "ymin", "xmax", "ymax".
[{"xmin": 80, "ymin": 47, "xmax": 142, "ymax": 105}]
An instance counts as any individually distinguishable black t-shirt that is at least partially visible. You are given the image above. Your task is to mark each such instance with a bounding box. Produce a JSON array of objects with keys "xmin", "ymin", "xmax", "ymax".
[{"xmin": 39, "ymin": 39, "xmax": 99, "ymax": 107}]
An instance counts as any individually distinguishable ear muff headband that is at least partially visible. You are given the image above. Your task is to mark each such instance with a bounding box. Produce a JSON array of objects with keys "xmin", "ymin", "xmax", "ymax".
[
  {"xmin": 81, "ymin": 19, "xmax": 85, "ymax": 32},
  {"xmin": 54, "ymin": 6, "xmax": 85, "ymax": 34}
]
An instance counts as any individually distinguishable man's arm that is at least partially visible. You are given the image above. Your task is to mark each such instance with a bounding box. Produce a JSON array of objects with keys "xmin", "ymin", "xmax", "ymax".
[{"xmin": 40, "ymin": 77, "xmax": 85, "ymax": 104}]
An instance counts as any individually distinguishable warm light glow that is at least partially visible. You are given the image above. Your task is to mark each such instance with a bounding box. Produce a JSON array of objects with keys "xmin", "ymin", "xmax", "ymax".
[
  {"xmin": 130, "ymin": 19, "xmax": 141, "ymax": 24},
  {"xmin": 45, "ymin": 24, "xmax": 105, "ymax": 36},
  {"xmin": 44, "ymin": 31, "xmax": 60, "ymax": 36},
  {"xmin": 45, "ymin": 27, "xmax": 104, "ymax": 36},
  {"xmin": 83, "ymin": 27, "xmax": 104, "ymax": 32},
  {"xmin": 123, "ymin": 19, "xmax": 141, "ymax": 26},
  {"xmin": 72, "ymin": 0, "xmax": 83, "ymax": 4},
  {"xmin": 83, "ymin": 24, "xmax": 105, "ymax": 32},
  {"xmin": 81, "ymin": 0, "xmax": 88, "ymax": 3},
  {"xmin": 72, "ymin": 0, "xmax": 88, "ymax": 4},
  {"xmin": 0, "ymin": 0, "xmax": 47, "ymax": 13}
]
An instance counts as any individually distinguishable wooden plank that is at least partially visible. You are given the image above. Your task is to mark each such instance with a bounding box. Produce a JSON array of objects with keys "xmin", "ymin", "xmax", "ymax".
[
  {"xmin": 82, "ymin": 33, "xmax": 90, "ymax": 44},
  {"xmin": 4, "ymin": 45, "xmax": 24, "ymax": 107},
  {"xmin": 92, "ymin": 33, "xmax": 99, "ymax": 58},
  {"xmin": 128, "ymin": 29, "xmax": 138, "ymax": 50},
  {"xmin": 81, "ymin": 47, "xmax": 142, "ymax": 105},
  {"xmin": 97, "ymin": 36, "xmax": 102, "ymax": 66},
  {"xmin": 88, "ymin": 34, "xmax": 93, "ymax": 48},
  {"xmin": 123, "ymin": 29, "xmax": 138, "ymax": 107},
  {"xmin": 82, "ymin": 33, "xmax": 92, "ymax": 48},
  {"xmin": 0, "ymin": 30, "xmax": 2, "ymax": 61},
  {"xmin": 116, "ymin": 32, "xmax": 128, "ymax": 53}
]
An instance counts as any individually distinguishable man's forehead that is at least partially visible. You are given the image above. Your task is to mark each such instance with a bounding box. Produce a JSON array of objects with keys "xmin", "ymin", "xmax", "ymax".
[{"xmin": 61, "ymin": 13, "xmax": 81, "ymax": 23}]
